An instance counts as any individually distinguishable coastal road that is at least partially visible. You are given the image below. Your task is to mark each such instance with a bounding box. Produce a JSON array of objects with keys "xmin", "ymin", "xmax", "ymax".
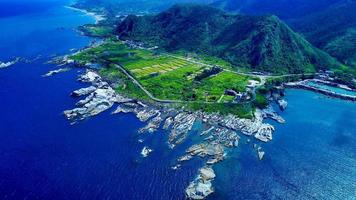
[
  {"xmin": 110, "ymin": 52, "xmax": 314, "ymax": 105},
  {"xmin": 113, "ymin": 63, "xmax": 255, "ymax": 104},
  {"xmin": 113, "ymin": 63, "xmax": 184, "ymax": 104}
]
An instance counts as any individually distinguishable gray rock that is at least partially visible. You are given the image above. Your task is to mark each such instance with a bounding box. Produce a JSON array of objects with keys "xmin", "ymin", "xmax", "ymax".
[
  {"xmin": 71, "ymin": 86, "xmax": 96, "ymax": 97},
  {"xmin": 277, "ymin": 99, "xmax": 288, "ymax": 110},
  {"xmin": 42, "ymin": 68, "xmax": 70, "ymax": 77},
  {"xmin": 257, "ymin": 147, "xmax": 265, "ymax": 160},
  {"xmin": 185, "ymin": 166, "xmax": 215, "ymax": 199}
]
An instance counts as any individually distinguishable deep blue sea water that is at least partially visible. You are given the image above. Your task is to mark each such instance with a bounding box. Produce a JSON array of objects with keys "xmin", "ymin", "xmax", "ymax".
[{"xmin": 0, "ymin": 1, "xmax": 355, "ymax": 200}]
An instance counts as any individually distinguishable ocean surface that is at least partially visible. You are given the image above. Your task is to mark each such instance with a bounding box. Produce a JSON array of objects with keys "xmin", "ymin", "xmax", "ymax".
[{"xmin": 0, "ymin": 1, "xmax": 355, "ymax": 200}]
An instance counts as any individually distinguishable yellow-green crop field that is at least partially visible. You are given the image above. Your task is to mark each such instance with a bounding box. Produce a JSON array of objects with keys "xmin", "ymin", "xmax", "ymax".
[{"xmin": 71, "ymin": 40, "xmax": 251, "ymax": 103}]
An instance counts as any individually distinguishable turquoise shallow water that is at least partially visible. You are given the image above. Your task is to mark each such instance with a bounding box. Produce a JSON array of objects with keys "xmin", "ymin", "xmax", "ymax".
[
  {"xmin": 305, "ymin": 81, "xmax": 356, "ymax": 96},
  {"xmin": 0, "ymin": 1, "xmax": 355, "ymax": 199}
]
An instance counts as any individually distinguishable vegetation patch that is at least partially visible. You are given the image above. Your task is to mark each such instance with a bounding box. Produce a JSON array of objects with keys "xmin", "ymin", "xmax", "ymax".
[
  {"xmin": 70, "ymin": 40, "xmax": 258, "ymax": 116},
  {"xmin": 79, "ymin": 24, "xmax": 114, "ymax": 37}
]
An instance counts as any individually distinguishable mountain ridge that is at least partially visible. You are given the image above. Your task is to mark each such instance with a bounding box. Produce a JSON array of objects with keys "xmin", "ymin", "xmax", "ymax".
[{"xmin": 116, "ymin": 4, "xmax": 338, "ymax": 74}]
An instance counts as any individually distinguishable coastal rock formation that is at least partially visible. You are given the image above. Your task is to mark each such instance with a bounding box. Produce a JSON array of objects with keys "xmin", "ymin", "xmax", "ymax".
[
  {"xmin": 0, "ymin": 58, "xmax": 20, "ymax": 69},
  {"xmin": 163, "ymin": 116, "xmax": 174, "ymax": 130},
  {"xmin": 185, "ymin": 166, "xmax": 215, "ymax": 200},
  {"xmin": 277, "ymin": 99, "xmax": 288, "ymax": 110},
  {"xmin": 141, "ymin": 146, "xmax": 153, "ymax": 157},
  {"xmin": 42, "ymin": 68, "xmax": 70, "ymax": 77},
  {"xmin": 63, "ymin": 70, "xmax": 286, "ymax": 199},
  {"xmin": 257, "ymin": 147, "xmax": 265, "ymax": 160},
  {"xmin": 79, "ymin": 70, "xmax": 101, "ymax": 83},
  {"xmin": 261, "ymin": 107, "xmax": 285, "ymax": 123},
  {"xmin": 136, "ymin": 108, "xmax": 159, "ymax": 122},
  {"xmin": 255, "ymin": 124, "xmax": 275, "ymax": 142},
  {"xmin": 64, "ymin": 70, "xmax": 131, "ymax": 122},
  {"xmin": 64, "ymin": 87, "xmax": 117, "ymax": 121},
  {"xmin": 139, "ymin": 114, "xmax": 162, "ymax": 133},
  {"xmin": 168, "ymin": 113, "xmax": 196, "ymax": 148},
  {"xmin": 200, "ymin": 109, "xmax": 277, "ymax": 142},
  {"xmin": 71, "ymin": 86, "xmax": 96, "ymax": 97}
]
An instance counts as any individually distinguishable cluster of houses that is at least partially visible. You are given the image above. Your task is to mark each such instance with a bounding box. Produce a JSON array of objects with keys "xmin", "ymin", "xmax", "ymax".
[
  {"xmin": 122, "ymin": 40, "xmax": 158, "ymax": 50},
  {"xmin": 223, "ymin": 80, "xmax": 261, "ymax": 103},
  {"xmin": 224, "ymin": 89, "xmax": 250, "ymax": 103},
  {"xmin": 316, "ymin": 70, "xmax": 335, "ymax": 81}
]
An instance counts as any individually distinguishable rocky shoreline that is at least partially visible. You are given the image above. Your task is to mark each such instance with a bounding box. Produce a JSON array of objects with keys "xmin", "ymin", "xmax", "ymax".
[{"xmin": 61, "ymin": 69, "xmax": 286, "ymax": 199}]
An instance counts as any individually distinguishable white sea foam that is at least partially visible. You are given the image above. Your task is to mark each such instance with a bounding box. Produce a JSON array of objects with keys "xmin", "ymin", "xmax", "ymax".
[
  {"xmin": 65, "ymin": 6, "xmax": 106, "ymax": 24},
  {"xmin": 0, "ymin": 59, "xmax": 19, "ymax": 69}
]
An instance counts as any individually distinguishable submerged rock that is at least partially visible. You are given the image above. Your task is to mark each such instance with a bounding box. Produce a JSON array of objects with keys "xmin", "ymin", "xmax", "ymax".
[
  {"xmin": 42, "ymin": 68, "xmax": 70, "ymax": 77},
  {"xmin": 257, "ymin": 147, "xmax": 265, "ymax": 160},
  {"xmin": 178, "ymin": 154, "xmax": 193, "ymax": 162},
  {"xmin": 141, "ymin": 146, "xmax": 153, "ymax": 157},
  {"xmin": 171, "ymin": 164, "xmax": 181, "ymax": 170},
  {"xmin": 0, "ymin": 58, "xmax": 20, "ymax": 69},
  {"xmin": 277, "ymin": 99, "xmax": 288, "ymax": 111}
]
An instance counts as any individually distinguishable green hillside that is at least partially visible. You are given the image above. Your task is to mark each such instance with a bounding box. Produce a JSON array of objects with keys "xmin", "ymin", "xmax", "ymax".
[
  {"xmin": 291, "ymin": 1, "xmax": 356, "ymax": 68},
  {"xmin": 211, "ymin": 0, "xmax": 343, "ymax": 20},
  {"xmin": 116, "ymin": 4, "xmax": 338, "ymax": 74},
  {"xmin": 210, "ymin": 0, "xmax": 356, "ymax": 69}
]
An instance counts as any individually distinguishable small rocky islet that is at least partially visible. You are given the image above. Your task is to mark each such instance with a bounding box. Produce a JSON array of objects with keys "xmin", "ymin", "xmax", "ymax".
[{"xmin": 58, "ymin": 69, "xmax": 285, "ymax": 199}]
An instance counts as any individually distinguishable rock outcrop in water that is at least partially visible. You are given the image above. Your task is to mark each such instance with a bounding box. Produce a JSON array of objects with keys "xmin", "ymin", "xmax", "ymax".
[
  {"xmin": 185, "ymin": 166, "xmax": 215, "ymax": 200},
  {"xmin": 277, "ymin": 99, "xmax": 288, "ymax": 110},
  {"xmin": 71, "ymin": 86, "xmax": 97, "ymax": 97},
  {"xmin": 64, "ymin": 70, "xmax": 132, "ymax": 122},
  {"xmin": 64, "ymin": 69, "xmax": 286, "ymax": 198},
  {"xmin": 0, "ymin": 58, "xmax": 20, "ymax": 69},
  {"xmin": 168, "ymin": 113, "xmax": 196, "ymax": 148},
  {"xmin": 141, "ymin": 146, "xmax": 153, "ymax": 157},
  {"xmin": 42, "ymin": 68, "xmax": 70, "ymax": 77}
]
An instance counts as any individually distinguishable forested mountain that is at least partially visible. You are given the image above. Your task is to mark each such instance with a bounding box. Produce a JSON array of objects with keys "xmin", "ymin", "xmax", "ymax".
[
  {"xmin": 116, "ymin": 4, "xmax": 338, "ymax": 74},
  {"xmin": 291, "ymin": 1, "xmax": 356, "ymax": 67},
  {"xmin": 211, "ymin": 0, "xmax": 356, "ymax": 67},
  {"xmin": 73, "ymin": 0, "xmax": 214, "ymax": 14},
  {"xmin": 211, "ymin": 0, "xmax": 343, "ymax": 20}
]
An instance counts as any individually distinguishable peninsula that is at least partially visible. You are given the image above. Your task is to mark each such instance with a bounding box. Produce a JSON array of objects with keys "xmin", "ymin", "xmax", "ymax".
[{"xmin": 53, "ymin": 3, "xmax": 356, "ymax": 199}]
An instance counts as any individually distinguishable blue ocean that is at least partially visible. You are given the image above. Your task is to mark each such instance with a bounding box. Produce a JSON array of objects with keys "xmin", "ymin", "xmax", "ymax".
[{"xmin": 0, "ymin": 1, "xmax": 355, "ymax": 199}]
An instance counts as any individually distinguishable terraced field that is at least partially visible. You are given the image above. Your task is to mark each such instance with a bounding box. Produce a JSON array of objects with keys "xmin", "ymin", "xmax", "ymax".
[
  {"xmin": 70, "ymin": 40, "xmax": 252, "ymax": 103},
  {"xmin": 131, "ymin": 59, "xmax": 197, "ymax": 78}
]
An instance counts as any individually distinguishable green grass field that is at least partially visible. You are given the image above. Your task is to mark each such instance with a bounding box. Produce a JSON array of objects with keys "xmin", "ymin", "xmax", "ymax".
[
  {"xmin": 79, "ymin": 24, "xmax": 114, "ymax": 37},
  {"xmin": 70, "ymin": 40, "xmax": 258, "ymax": 116}
]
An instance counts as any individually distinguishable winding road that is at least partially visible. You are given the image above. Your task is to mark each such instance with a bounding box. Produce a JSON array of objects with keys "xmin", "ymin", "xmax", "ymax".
[{"xmin": 111, "ymin": 52, "xmax": 315, "ymax": 105}]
